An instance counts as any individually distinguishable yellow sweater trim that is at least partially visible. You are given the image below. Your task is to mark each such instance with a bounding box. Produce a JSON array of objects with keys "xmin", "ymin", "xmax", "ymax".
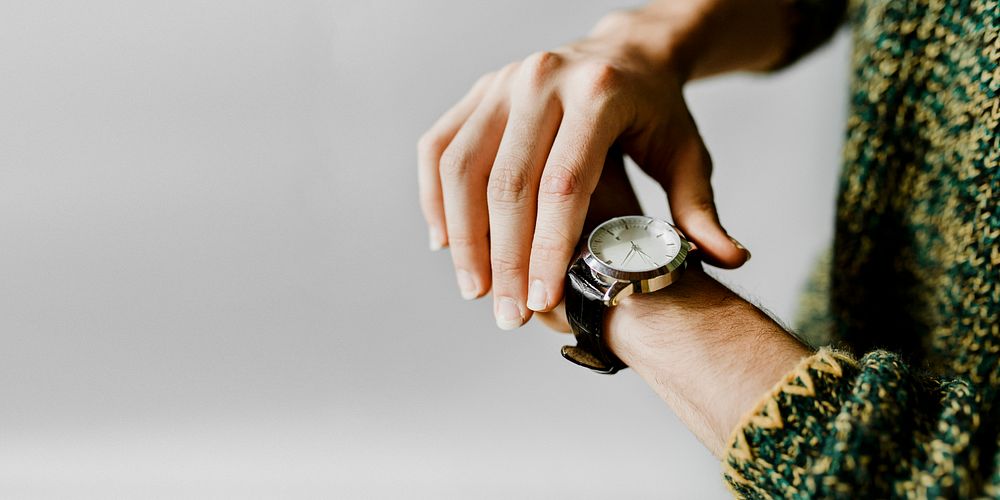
[{"xmin": 721, "ymin": 347, "xmax": 858, "ymax": 493}]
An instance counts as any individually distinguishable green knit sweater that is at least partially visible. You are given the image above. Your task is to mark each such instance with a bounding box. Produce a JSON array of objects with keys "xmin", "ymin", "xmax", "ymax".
[{"xmin": 722, "ymin": 0, "xmax": 999, "ymax": 497}]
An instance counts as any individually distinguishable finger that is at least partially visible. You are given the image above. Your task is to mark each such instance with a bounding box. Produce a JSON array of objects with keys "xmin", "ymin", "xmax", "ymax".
[
  {"xmin": 663, "ymin": 123, "xmax": 749, "ymax": 269},
  {"xmin": 582, "ymin": 148, "xmax": 643, "ymax": 233},
  {"xmin": 440, "ymin": 69, "xmax": 513, "ymax": 300},
  {"xmin": 418, "ymin": 73, "xmax": 495, "ymax": 251},
  {"xmin": 534, "ymin": 300, "xmax": 571, "ymax": 333},
  {"xmin": 526, "ymin": 108, "xmax": 619, "ymax": 313},
  {"xmin": 533, "ymin": 152, "xmax": 636, "ymax": 332},
  {"xmin": 487, "ymin": 54, "xmax": 564, "ymax": 330}
]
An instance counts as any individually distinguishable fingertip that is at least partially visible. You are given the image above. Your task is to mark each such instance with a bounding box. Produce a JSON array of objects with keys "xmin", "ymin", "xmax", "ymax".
[
  {"xmin": 729, "ymin": 236, "xmax": 751, "ymax": 263},
  {"xmin": 673, "ymin": 214, "xmax": 749, "ymax": 269},
  {"xmin": 526, "ymin": 275, "xmax": 568, "ymax": 313},
  {"xmin": 526, "ymin": 279, "xmax": 549, "ymax": 312},
  {"xmin": 429, "ymin": 226, "xmax": 447, "ymax": 251},
  {"xmin": 693, "ymin": 232, "xmax": 750, "ymax": 269},
  {"xmin": 456, "ymin": 269, "xmax": 483, "ymax": 300},
  {"xmin": 495, "ymin": 295, "xmax": 528, "ymax": 330}
]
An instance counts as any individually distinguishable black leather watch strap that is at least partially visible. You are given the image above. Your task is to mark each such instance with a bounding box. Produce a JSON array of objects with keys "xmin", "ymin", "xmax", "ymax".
[{"xmin": 562, "ymin": 260, "xmax": 627, "ymax": 375}]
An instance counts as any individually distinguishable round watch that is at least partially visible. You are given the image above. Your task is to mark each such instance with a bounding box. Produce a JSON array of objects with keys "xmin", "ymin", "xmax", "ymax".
[{"xmin": 562, "ymin": 215, "xmax": 692, "ymax": 374}]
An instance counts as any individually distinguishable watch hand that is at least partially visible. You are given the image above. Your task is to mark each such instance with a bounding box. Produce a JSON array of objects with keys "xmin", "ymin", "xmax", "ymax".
[
  {"xmin": 636, "ymin": 250, "xmax": 656, "ymax": 266},
  {"xmin": 634, "ymin": 246, "xmax": 656, "ymax": 263},
  {"xmin": 622, "ymin": 246, "xmax": 636, "ymax": 266}
]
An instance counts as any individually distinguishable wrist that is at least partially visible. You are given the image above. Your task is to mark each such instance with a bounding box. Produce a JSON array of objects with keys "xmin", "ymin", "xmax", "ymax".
[
  {"xmin": 606, "ymin": 268, "xmax": 748, "ymax": 372},
  {"xmin": 605, "ymin": 268, "xmax": 810, "ymax": 455},
  {"xmin": 590, "ymin": 0, "xmax": 791, "ymax": 82},
  {"xmin": 588, "ymin": 3, "xmax": 711, "ymax": 81}
]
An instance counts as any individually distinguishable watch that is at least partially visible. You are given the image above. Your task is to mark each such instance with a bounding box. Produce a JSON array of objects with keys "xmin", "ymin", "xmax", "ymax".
[{"xmin": 562, "ymin": 215, "xmax": 692, "ymax": 374}]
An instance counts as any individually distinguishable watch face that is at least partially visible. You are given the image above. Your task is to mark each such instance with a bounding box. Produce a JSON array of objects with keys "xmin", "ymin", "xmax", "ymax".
[{"xmin": 587, "ymin": 216, "xmax": 682, "ymax": 273}]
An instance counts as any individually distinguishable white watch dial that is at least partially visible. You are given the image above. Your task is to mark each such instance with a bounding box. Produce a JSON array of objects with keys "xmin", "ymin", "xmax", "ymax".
[{"xmin": 588, "ymin": 216, "xmax": 681, "ymax": 272}]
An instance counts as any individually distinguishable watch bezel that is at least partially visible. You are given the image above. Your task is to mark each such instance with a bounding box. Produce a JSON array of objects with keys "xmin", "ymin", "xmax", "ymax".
[{"xmin": 582, "ymin": 215, "xmax": 690, "ymax": 282}]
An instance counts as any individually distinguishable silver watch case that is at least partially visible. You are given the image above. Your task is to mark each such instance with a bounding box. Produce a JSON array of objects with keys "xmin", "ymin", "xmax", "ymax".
[{"xmin": 578, "ymin": 217, "xmax": 692, "ymax": 306}]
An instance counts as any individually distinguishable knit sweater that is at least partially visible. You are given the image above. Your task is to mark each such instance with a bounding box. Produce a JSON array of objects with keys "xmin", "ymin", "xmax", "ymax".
[{"xmin": 722, "ymin": 0, "xmax": 999, "ymax": 497}]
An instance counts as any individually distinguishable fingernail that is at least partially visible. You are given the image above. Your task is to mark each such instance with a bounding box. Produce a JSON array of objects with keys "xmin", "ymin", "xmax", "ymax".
[
  {"xmin": 495, "ymin": 296, "xmax": 524, "ymax": 330},
  {"xmin": 429, "ymin": 227, "xmax": 445, "ymax": 251},
  {"xmin": 526, "ymin": 279, "xmax": 548, "ymax": 311},
  {"xmin": 456, "ymin": 269, "xmax": 478, "ymax": 300},
  {"xmin": 729, "ymin": 236, "xmax": 751, "ymax": 262}
]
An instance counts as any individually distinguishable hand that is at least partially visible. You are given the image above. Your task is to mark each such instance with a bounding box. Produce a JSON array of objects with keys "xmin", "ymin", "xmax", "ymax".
[{"xmin": 418, "ymin": 5, "xmax": 759, "ymax": 330}]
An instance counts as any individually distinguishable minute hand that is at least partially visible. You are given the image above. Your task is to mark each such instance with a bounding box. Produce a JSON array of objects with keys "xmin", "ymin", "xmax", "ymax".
[{"xmin": 634, "ymin": 245, "xmax": 658, "ymax": 266}]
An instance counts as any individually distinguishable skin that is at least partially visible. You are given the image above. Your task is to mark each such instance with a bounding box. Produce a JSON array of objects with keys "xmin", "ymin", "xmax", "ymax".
[
  {"xmin": 420, "ymin": 0, "xmax": 813, "ymax": 455},
  {"xmin": 418, "ymin": 0, "xmax": 788, "ymax": 329},
  {"xmin": 534, "ymin": 153, "xmax": 811, "ymax": 456},
  {"xmin": 606, "ymin": 269, "xmax": 811, "ymax": 457}
]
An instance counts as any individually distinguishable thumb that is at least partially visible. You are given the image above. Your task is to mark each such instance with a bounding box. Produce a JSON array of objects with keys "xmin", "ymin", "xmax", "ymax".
[
  {"xmin": 534, "ymin": 299, "xmax": 572, "ymax": 333},
  {"xmin": 659, "ymin": 128, "xmax": 749, "ymax": 269}
]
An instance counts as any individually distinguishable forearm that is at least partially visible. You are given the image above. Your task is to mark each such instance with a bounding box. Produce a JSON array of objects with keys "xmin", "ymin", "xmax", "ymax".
[
  {"xmin": 590, "ymin": 0, "xmax": 792, "ymax": 81},
  {"xmin": 604, "ymin": 269, "xmax": 998, "ymax": 495},
  {"xmin": 605, "ymin": 267, "xmax": 811, "ymax": 457}
]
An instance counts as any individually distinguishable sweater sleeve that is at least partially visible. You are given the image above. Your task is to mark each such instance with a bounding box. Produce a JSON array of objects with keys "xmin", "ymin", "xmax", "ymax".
[
  {"xmin": 723, "ymin": 348, "xmax": 993, "ymax": 498},
  {"xmin": 772, "ymin": 0, "xmax": 849, "ymax": 69}
]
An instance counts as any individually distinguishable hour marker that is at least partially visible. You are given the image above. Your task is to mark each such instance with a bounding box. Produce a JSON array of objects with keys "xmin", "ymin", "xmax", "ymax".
[
  {"xmin": 643, "ymin": 220, "xmax": 651, "ymax": 230},
  {"xmin": 655, "ymin": 233, "xmax": 663, "ymax": 238}
]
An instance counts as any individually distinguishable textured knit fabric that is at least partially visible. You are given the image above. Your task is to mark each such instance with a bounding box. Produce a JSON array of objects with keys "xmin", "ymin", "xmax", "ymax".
[{"xmin": 722, "ymin": 0, "xmax": 999, "ymax": 497}]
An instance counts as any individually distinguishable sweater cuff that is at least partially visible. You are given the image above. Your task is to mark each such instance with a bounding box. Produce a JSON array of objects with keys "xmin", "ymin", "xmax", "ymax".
[{"xmin": 722, "ymin": 347, "xmax": 860, "ymax": 496}]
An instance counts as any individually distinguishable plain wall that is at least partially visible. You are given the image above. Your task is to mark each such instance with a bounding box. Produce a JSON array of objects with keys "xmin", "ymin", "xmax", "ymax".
[{"xmin": 0, "ymin": 1, "xmax": 849, "ymax": 497}]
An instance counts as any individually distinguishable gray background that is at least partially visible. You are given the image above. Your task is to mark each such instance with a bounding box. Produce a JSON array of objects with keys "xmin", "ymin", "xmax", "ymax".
[{"xmin": 1, "ymin": 1, "xmax": 849, "ymax": 497}]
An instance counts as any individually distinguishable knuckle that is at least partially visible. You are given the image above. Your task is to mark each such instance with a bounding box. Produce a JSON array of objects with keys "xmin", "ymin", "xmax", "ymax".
[
  {"xmin": 417, "ymin": 131, "xmax": 446, "ymax": 157},
  {"xmin": 531, "ymin": 232, "xmax": 573, "ymax": 264},
  {"xmin": 518, "ymin": 50, "xmax": 562, "ymax": 90},
  {"xmin": 447, "ymin": 233, "xmax": 484, "ymax": 251},
  {"xmin": 577, "ymin": 61, "xmax": 624, "ymax": 101},
  {"xmin": 687, "ymin": 196, "xmax": 717, "ymax": 217},
  {"xmin": 698, "ymin": 197, "xmax": 718, "ymax": 215},
  {"xmin": 539, "ymin": 163, "xmax": 588, "ymax": 198},
  {"xmin": 439, "ymin": 145, "xmax": 475, "ymax": 178},
  {"xmin": 699, "ymin": 146, "xmax": 715, "ymax": 174},
  {"xmin": 491, "ymin": 252, "xmax": 526, "ymax": 277},
  {"xmin": 488, "ymin": 166, "xmax": 532, "ymax": 205}
]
